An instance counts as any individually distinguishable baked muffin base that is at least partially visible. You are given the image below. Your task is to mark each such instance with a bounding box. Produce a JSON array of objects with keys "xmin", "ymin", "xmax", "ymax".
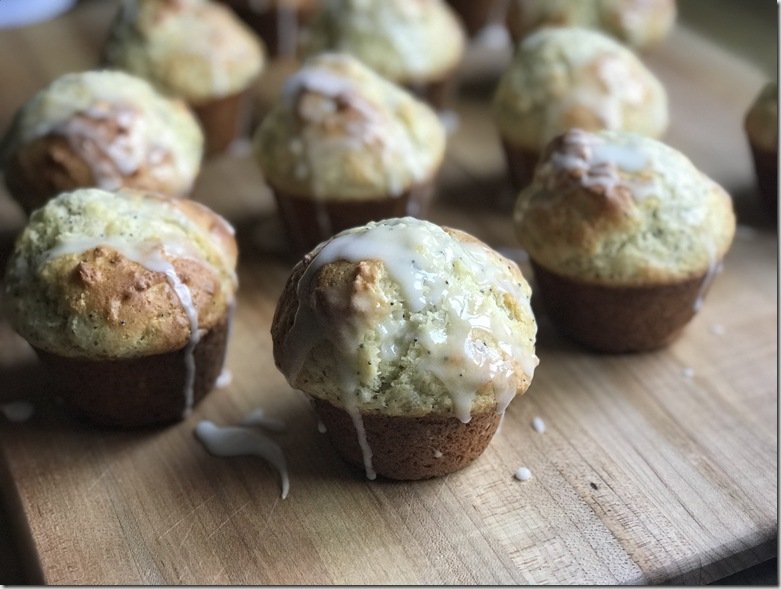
[
  {"xmin": 748, "ymin": 141, "xmax": 778, "ymax": 216},
  {"xmin": 271, "ymin": 180, "xmax": 435, "ymax": 254},
  {"xmin": 531, "ymin": 260, "xmax": 711, "ymax": 353},
  {"xmin": 34, "ymin": 314, "xmax": 231, "ymax": 427},
  {"xmin": 501, "ymin": 138, "xmax": 540, "ymax": 191},
  {"xmin": 192, "ymin": 87, "xmax": 254, "ymax": 156},
  {"xmin": 312, "ymin": 398, "xmax": 502, "ymax": 480}
]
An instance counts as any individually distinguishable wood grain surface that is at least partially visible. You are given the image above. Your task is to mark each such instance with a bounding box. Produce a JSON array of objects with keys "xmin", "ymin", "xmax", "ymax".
[{"xmin": 0, "ymin": 0, "xmax": 777, "ymax": 585}]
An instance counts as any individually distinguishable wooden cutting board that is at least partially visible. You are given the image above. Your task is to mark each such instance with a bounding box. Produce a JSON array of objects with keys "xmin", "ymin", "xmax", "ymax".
[{"xmin": 0, "ymin": 1, "xmax": 776, "ymax": 584}]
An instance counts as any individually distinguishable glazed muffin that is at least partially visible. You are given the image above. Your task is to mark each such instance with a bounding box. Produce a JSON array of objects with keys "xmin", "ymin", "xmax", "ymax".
[
  {"xmin": 506, "ymin": 0, "xmax": 676, "ymax": 50},
  {"xmin": 217, "ymin": 0, "xmax": 319, "ymax": 58},
  {"xmin": 744, "ymin": 82, "xmax": 778, "ymax": 216},
  {"xmin": 0, "ymin": 70, "xmax": 203, "ymax": 215},
  {"xmin": 302, "ymin": 0, "xmax": 466, "ymax": 109},
  {"xmin": 103, "ymin": 0, "xmax": 266, "ymax": 155},
  {"xmin": 493, "ymin": 26, "xmax": 668, "ymax": 189},
  {"xmin": 3, "ymin": 188, "xmax": 238, "ymax": 426},
  {"xmin": 254, "ymin": 53, "xmax": 446, "ymax": 254},
  {"xmin": 271, "ymin": 217, "xmax": 538, "ymax": 480},
  {"xmin": 514, "ymin": 129, "xmax": 736, "ymax": 353}
]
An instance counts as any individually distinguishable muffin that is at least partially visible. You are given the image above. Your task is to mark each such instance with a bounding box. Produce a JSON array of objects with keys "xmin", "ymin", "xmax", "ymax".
[
  {"xmin": 103, "ymin": 0, "xmax": 266, "ymax": 155},
  {"xmin": 514, "ymin": 128, "xmax": 736, "ymax": 353},
  {"xmin": 493, "ymin": 26, "xmax": 668, "ymax": 189},
  {"xmin": 744, "ymin": 82, "xmax": 778, "ymax": 216},
  {"xmin": 254, "ymin": 53, "xmax": 446, "ymax": 254},
  {"xmin": 217, "ymin": 0, "xmax": 319, "ymax": 58},
  {"xmin": 3, "ymin": 188, "xmax": 238, "ymax": 426},
  {"xmin": 302, "ymin": 0, "xmax": 466, "ymax": 109},
  {"xmin": 271, "ymin": 217, "xmax": 538, "ymax": 480},
  {"xmin": 506, "ymin": 0, "xmax": 676, "ymax": 50},
  {"xmin": 0, "ymin": 70, "xmax": 203, "ymax": 215}
]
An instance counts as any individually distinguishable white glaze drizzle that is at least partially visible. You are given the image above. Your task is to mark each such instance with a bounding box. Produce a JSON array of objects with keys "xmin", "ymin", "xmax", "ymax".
[
  {"xmin": 693, "ymin": 246, "xmax": 723, "ymax": 313},
  {"xmin": 317, "ymin": 419, "xmax": 327, "ymax": 434},
  {"xmin": 547, "ymin": 129, "xmax": 656, "ymax": 199},
  {"xmin": 195, "ymin": 420, "xmax": 290, "ymax": 499},
  {"xmin": 46, "ymin": 237, "xmax": 202, "ymax": 417},
  {"xmin": 1, "ymin": 401, "xmax": 35, "ymax": 422}
]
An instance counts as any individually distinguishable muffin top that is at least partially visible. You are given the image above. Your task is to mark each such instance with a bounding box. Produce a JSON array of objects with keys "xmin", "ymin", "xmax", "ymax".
[
  {"xmin": 493, "ymin": 26, "xmax": 668, "ymax": 151},
  {"xmin": 745, "ymin": 82, "xmax": 778, "ymax": 153},
  {"xmin": 514, "ymin": 129, "xmax": 736, "ymax": 285},
  {"xmin": 271, "ymin": 217, "xmax": 538, "ymax": 421},
  {"xmin": 303, "ymin": 0, "xmax": 466, "ymax": 85},
  {"xmin": 254, "ymin": 53, "xmax": 446, "ymax": 200},
  {"xmin": 0, "ymin": 70, "xmax": 203, "ymax": 197},
  {"xmin": 104, "ymin": 0, "xmax": 265, "ymax": 103},
  {"xmin": 507, "ymin": 0, "xmax": 676, "ymax": 50},
  {"xmin": 4, "ymin": 188, "xmax": 238, "ymax": 360}
]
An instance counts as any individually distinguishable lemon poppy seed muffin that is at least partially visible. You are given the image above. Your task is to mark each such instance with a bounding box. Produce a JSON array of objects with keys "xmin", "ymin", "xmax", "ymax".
[
  {"xmin": 506, "ymin": 0, "xmax": 676, "ymax": 50},
  {"xmin": 272, "ymin": 217, "xmax": 538, "ymax": 480},
  {"xmin": 303, "ymin": 0, "xmax": 466, "ymax": 109},
  {"xmin": 514, "ymin": 129, "xmax": 736, "ymax": 352},
  {"xmin": 0, "ymin": 70, "xmax": 203, "ymax": 214},
  {"xmin": 3, "ymin": 188, "xmax": 238, "ymax": 426},
  {"xmin": 493, "ymin": 26, "xmax": 668, "ymax": 189},
  {"xmin": 744, "ymin": 82, "xmax": 778, "ymax": 215},
  {"xmin": 254, "ymin": 53, "xmax": 446, "ymax": 253},
  {"xmin": 104, "ymin": 0, "xmax": 266, "ymax": 155}
]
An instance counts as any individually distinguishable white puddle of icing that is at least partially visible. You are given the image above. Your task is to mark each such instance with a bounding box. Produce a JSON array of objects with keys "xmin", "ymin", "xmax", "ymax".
[
  {"xmin": 46, "ymin": 237, "xmax": 203, "ymax": 417},
  {"xmin": 514, "ymin": 466, "xmax": 532, "ymax": 481},
  {"xmin": 1, "ymin": 401, "xmax": 35, "ymax": 422},
  {"xmin": 215, "ymin": 368, "xmax": 233, "ymax": 389},
  {"xmin": 531, "ymin": 416, "xmax": 545, "ymax": 434},
  {"xmin": 195, "ymin": 420, "xmax": 290, "ymax": 499}
]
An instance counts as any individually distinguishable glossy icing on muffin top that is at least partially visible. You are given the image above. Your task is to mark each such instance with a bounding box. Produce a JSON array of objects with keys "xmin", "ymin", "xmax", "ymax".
[
  {"xmin": 254, "ymin": 53, "xmax": 446, "ymax": 200},
  {"xmin": 272, "ymin": 217, "xmax": 538, "ymax": 425},
  {"xmin": 4, "ymin": 188, "xmax": 238, "ymax": 364},
  {"xmin": 303, "ymin": 0, "xmax": 465, "ymax": 84},
  {"xmin": 493, "ymin": 26, "xmax": 668, "ymax": 150},
  {"xmin": 745, "ymin": 82, "xmax": 778, "ymax": 153},
  {"xmin": 514, "ymin": 129, "xmax": 736, "ymax": 285},
  {"xmin": 0, "ymin": 70, "xmax": 203, "ymax": 196},
  {"xmin": 104, "ymin": 0, "xmax": 265, "ymax": 102}
]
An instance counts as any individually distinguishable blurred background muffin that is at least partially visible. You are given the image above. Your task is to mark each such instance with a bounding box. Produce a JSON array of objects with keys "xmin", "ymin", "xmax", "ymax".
[
  {"xmin": 744, "ymin": 82, "xmax": 778, "ymax": 217},
  {"xmin": 514, "ymin": 128, "xmax": 736, "ymax": 352},
  {"xmin": 3, "ymin": 187, "xmax": 238, "ymax": 426},
  {"xmin": 506, "ymin": 0, "xmax": 677, "ymax": 50},
  {"xmin": 302, "ymin": 0, "xmax": 466, "ymax": 109},
  {"xmin": 217, "ymin": 0, "xmax": 319, "ymax": 58},
  {"xmin": 493, "ymin": 26, "xmax": 668, "ymax": 189},
  {"xmin": 254, "ymin": 53, "xmax": 446, "ymax": 254},
  {"xmin": 271, "ymin": 217, "xmax": 538, "ymax": 479},
  {"xmin": 103, "ymin": 0, "xmax": 266, "ymax": 155},
  {"xmin": 0, "ymin": 70, "xmax": 203, "ymax": 215}
]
